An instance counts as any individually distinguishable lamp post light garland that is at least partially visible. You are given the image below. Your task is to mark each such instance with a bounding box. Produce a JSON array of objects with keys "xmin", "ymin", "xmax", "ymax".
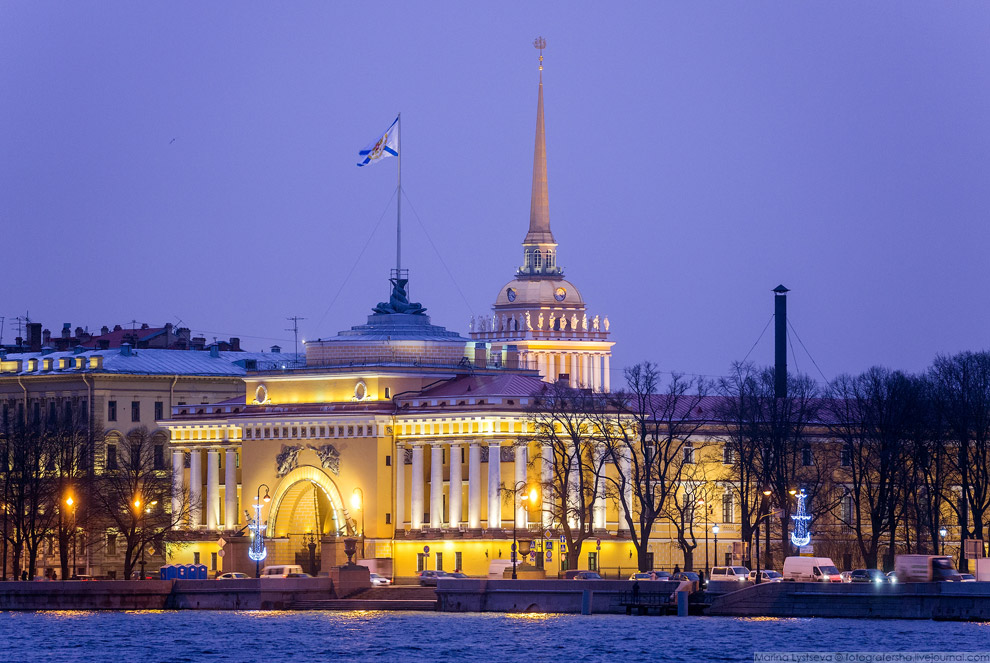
[
  {"xmin": 249, "ymin": 484, "xmax": 272, "ymax": 578},
  {"xmin": 790, "ymin": 489, "xmax": 812, "ymax": 549}
]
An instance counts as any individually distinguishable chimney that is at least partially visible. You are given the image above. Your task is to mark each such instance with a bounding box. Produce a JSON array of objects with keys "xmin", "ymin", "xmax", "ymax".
[
  {"xmin": 229, "ymin": 337, "xmax": 241, "ymax": 351},
  {"xmin": 140, "ymin": 323, "xmax": 149, "ymax": 329},
  {"xmin": 42, "ymin": 328, "xmax": 52, "ymax": 346},
  {"xmin": 27, "ymin": 323, "xmax": 42, "ymax": 352},
  {"xmin": 505, "ymin": 344, "xmax": 519, "ymax": 369},
  {"xmin": 773, "ymin": 285, "xmax": 789, "ymax": 399},
  {"xmin": 113, "ymin": 324, "xmax": 122, "ymax": 331},
  {"xmin": 192, "ymin": 337, "xmax": 206, "ymax": 351},
  {"xmin": 209, "ymin": 344, "xmax": 220, "ymax": 358},
  {"xmin": 73, "ymin": 345, "xmax": 85, "ymax": 354},
  {"xmin": 120, "ymin": 343, "xmax": 132, "ymax": 357},
  {"xmin": 62, "ymin": 323, "xmax": 71, "ymax": 339},
  {"xmin": 101, "ymin": 326, "xmax": 110, "ymax": 336},
  {"xmin": 474, "ymin": 342, "xmax": 488, "ymax": 368}
]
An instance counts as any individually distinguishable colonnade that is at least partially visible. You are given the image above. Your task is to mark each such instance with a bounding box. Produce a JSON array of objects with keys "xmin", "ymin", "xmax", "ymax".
[
  {"xmin": 172, "ymin": 447, "xmax": 239, "ymax": 530},
  {"xmin": 532, "ymin": 351, "xmax": 610, "ymax": 391}
]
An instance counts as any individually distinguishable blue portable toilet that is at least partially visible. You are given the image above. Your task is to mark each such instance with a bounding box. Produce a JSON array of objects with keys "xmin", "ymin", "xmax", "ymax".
[
  {"xmin": 194, "ymin": 564, "xmax": 208, "ymax": 579},
  {"xmin": 176, "ymin": 564, "xmax": 188, "ymax": 580},
  {"xmin": 159, "ymin": 565, "xmax": 177, "ymax": 580}
]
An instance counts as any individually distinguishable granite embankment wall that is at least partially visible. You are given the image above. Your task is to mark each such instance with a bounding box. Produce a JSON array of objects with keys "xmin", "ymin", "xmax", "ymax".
[
  {"xmin": 708, "ymin": 581, "xmax": 990, "ymax": 620},
  {"xmin": 0, "ymin": 578, "xmax": 335, "ymax": 611},
  {"xmin": 436, "ymin": 579, "xmax": 679, "ymax": 614}
]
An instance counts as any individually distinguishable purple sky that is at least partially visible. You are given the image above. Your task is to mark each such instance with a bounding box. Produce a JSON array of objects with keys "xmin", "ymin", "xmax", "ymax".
[{"xmin": 2, "ymin": 3, "xmax": 988, "ymax": 385}]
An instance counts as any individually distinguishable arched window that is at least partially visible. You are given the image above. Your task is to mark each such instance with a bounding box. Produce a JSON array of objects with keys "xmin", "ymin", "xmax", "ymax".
[
  {"xmin": 533, "ymin": 251, "xmax": 542, "ymax": 268},
  {"xmin": 545, "ymin": 250, "xmax": 553, "ymax": 268}
]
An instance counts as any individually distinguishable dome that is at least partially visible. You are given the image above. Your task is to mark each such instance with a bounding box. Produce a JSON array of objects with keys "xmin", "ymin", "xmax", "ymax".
[{"xmin": 493, "ymin": 278, "xmax": 585, "ymax": 309}]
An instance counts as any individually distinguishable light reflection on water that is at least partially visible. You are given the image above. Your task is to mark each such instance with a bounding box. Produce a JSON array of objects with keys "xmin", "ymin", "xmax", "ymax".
[{"xmin": 0, "ymin": 610, "xmax": 984, "ymax": 663}]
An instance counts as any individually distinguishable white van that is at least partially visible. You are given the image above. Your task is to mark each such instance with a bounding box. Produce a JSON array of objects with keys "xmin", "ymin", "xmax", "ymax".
[
  {"xmin": 260, "ymin": 564, "xmax": 304, "ymax": 579},
  {"xmin": 709, "ymin": 566, "xmax": 750, "ymax": 583},
  {"xmin": 782, "ymin": 556, "xmax": 842, "ymax": 582}
]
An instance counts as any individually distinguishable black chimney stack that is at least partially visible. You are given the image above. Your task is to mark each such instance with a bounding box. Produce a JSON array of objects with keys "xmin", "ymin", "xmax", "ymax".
[{"xmin": 773, "ymin": 285, "xmax": 789, "ymax": 399}]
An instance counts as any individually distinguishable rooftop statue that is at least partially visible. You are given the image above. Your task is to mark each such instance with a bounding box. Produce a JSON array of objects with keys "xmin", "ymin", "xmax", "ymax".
[{"xmin": 373, "ymin": 278, "xmax": 427, "ymax": 315}]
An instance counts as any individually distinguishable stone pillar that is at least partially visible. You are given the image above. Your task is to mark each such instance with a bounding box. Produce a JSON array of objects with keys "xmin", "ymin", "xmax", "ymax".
[
  {"xmin": 468, "ymin": 442, "xmax": 482, "ymax": 529},
  {"xmin": 537, "ymin": 353, "xmax": 548, "ymax": 381},
  {"xmin": 570, "ymin": 354, "xmax": 579, "ymax": 388},
  {"xmin": 592, "ymin": 447, "xmax": 606, "ymax": 530},
  {"xmin": 206, "ymin": 448, "xmax": 220, "ymax": 530},
  {"xmin": 430, "ymin": 443, "xmax": 444, "ymax": 528},
  {"xmin": 514, "ymin": 444, "xmax": 527, "ymax": 529},
  {"xmin": 449, "ymin": 443, "xmax": 462, "ymax": 529},
  {"xmin": 567, "ymin": 447, "xmax": 580, "ymax": 528},
  {"xmin": 411, "ymin": 444, "xmax": 425, "ymax": 530},
  {"xmin": 189, "ymin": 449, "xmax": 202, "ymax": 528},
  {"xmin": 541, "ymin": 445, "xmax": 553, "ymax": 528},
  {"xmin": 603, "ymin": 355, "xmax": 611, "ymax": 393},
  {"xmin": 224, "ymin": 449, "xmax": 237, "ymax": 529},
  {"xmin": 582, "ymin": 354, "xmax": 592, "ymax": 388},
  {"xmin": 591, "ymin": 355, "xmax": 601, "ymax": 391},
  {"xmin": 547, "ymin": 353, "xmax": 556, "ymax": 381},
  {"xmin": 487, "ymin": 441, "xmax": 502, "ymax": 528},
  {"xmin": 172, "ymin": 449, "xmax": 184, "ymax": 529},
  {"xmin": 395, "ymin": 445, "xmax": 405, "ymax": 530},
  {"xmin": 618, "ymin": 450, "xmax": 632, "ymax": 532}
]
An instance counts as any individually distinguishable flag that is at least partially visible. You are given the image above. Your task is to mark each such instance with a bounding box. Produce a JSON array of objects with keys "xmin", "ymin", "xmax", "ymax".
[{"xmin": 357, "ymin": 116, "xmax": 399, "ymax": 167}]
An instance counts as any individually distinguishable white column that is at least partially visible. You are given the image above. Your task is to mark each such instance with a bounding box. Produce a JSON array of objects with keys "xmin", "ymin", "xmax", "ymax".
[
  {"xmin": 449, "ymin": 443, "xmax": 462, "ymax": 529},
  {"xmin": 592, "ymin": 447, "xmax": 606, "ymax": 530},
  {"xmin": 570, "ymin": 354, "xmax": 579, "ymax": 388},
  {"xmin": 547, "ymin": 353, "xmax": 556, "ymax": 381},
  {"xmin": 224, "ymin": 449, "xmax": 237, "ymax": 529},
  {"xmin": 603, "ymin": 355, "xmax": 611, "ymax": 393},
  {"xmin": 582, "ymin": 354, "xmax": 591, "ymax": 388},
  {"xmin": 395, "ymin": 445, "xmax": 405, "ymax": 529},
  {"xmin": 514, "ymin": 443, "xmax": 527, "ymax": 529},
  {"xmin": 591, "ymin": 355, "xmax": 601, "ymax": 391},
  {"xmin": 537, "ymin": 353, "xmax": 548, "ymax": 381},
  {"xmin": 487, "ymin": 441, "xmax": 502, "ymax": 528},
  {"xmin": 206, "ymin": 448, "xmax": 220, "ymax": 530},
  {"xmin": 618, "ymin": 450, "xmax": 632, "ymax": 532},
  {"xmin": 189, "ymin": 449, "xmax": 202, "ymax": 528},
  {"xmin": 567, "ymin": 446, "xmax": 580, "ymax": 528},
  {"xmin": 430, "ymin": 443, "xmax": 443, "ymax": 528},
  {"xmin": 411, "ymin": 444, "xmax": 425, "ymax": 530},
  {"xmin": 541, "ymin": 445, "xmax": 553, "ymax": 528},
  {"xmin": 468, "ymin": 442, "xmax": 482, "ymax": 528},
  {"xmin": 171, "ymin": 449, "xmax": 184, "ymax": 529}
]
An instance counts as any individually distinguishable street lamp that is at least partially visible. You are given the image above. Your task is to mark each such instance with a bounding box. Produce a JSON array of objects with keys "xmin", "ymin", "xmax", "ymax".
[
  {"xmin": 351, "ymin": 488, "xmax": 365, "ymax": 537},
  {"xmin": 698, "ymin": 497, "xmax": 713, "ymax": 576},
  {"xmin": 712, "ymin": 524, "xmax": 720, "ymax": 575},
  {"xmin": 755, "ymin": 489, "xmax": 772, "ymax": 584},
  {"xmin": 939, "ymin": 526, "xmax": 948, "ymax": 556},
  {"xmin": 249, "ymin": 484, "xmax": 271, "ymax": 578},
  {"xmin": 65, "ymin": 495, "xmax": 77, "ymax": 579},
  {"xmin": 511, "ymin": 482, "xmax": 537, "ymax": 580}
]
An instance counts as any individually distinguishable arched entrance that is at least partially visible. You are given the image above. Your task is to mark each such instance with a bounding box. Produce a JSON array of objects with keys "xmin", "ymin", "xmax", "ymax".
[{"xmin": 267, "ymin": 466, "xmax": 351, "ymax": 572}]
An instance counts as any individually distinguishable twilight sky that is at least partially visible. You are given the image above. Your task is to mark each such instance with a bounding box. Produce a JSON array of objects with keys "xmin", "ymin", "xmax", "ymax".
[{"xmin": 2, "ymin": 3, "xmax": 988, "ymax": 385}]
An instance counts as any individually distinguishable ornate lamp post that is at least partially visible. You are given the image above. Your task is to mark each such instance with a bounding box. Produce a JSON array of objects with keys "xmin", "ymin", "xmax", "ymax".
[
  {"xmin": 249, "ymin": 484, "xmax": 271, "ymax": 578},
  {"xmin": 511, "ymin": 483, "xmax": 537, "ymax": 580},
  {"xmin": 939, "ymin": 526, "xmax": 948, "ymax": 556},
  {"xmin": 351, "ymin": 487, "xmax": 365, "ymax": 561},
  {"xmin": 712, "ymin": 524, "xmax": 720, "ymax": 579},
  {"xmin": 65, "ymin": 495, "xmax": 77, "ymax": 579}
]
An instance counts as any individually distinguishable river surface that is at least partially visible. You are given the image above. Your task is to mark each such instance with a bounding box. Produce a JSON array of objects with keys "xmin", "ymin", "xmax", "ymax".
[{"xmin": 1, "ymin": 611, "xmax": 986, "ymax": 662}]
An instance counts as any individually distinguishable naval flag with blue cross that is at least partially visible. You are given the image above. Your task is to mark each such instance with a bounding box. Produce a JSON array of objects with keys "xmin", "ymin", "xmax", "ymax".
[{"xmin": 356, "ymin": 116, "xmax": 399, "ymax": 167}]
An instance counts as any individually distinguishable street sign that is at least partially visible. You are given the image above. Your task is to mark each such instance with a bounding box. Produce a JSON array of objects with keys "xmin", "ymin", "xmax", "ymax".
[
  {"xmin": 559, "ymin": 535, "xmax": 566, "ymax": 544},
  {"xmin": 530, "ymin": 551, "xmax": 536, "ymax": 561},
  {"xmin": 511, "ymin": 542, "xmax": 516, "ymax": 552},
  {"xmin": 596, "ymin": 538, "xmax": 601, "ymax": 551},
  {"xmin": 423, "ymin": 545, "xmax": 430, "ymax": 554},
  {"xmin": 560, "ymin": 543, "xmax": 567, "ymax": 554},
  {"xmin": 546, "ymin": 541, "xmax": 553, "ymax": 551},
  {"xmin": 217, "ymin": 549, "xmax": 225, "ymax": 558},
  {"xmin": 546, "ymin": 551, "xmax": 552, "ymax": 561},
  {"xmin": 217, "ymin": 537, "xmax": 226, "ymax": 549},
  {"xmin": 544, "ymin": 530, "xmax": 552, "ymax": 540}
]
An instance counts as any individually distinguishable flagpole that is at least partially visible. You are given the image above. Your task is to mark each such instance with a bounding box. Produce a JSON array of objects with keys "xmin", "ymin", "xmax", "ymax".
[{"xmin": 396, "ymin": 112, "xmax": 402, "ymax": 275}]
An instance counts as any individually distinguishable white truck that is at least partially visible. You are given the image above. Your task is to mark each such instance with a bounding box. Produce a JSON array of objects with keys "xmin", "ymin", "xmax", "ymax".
[
  {"xmin": 782, "ymin": 556, "xmax": 842, "ymax": 582},
  {"xmin": 894, "ymin": 555, "xmax": 961, "ymax": 582}
]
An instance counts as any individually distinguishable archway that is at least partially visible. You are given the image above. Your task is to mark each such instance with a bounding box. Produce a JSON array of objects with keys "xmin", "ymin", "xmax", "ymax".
[{"xmin": 268, "ymin": 465, "xmax": 347, "ymax": 538}]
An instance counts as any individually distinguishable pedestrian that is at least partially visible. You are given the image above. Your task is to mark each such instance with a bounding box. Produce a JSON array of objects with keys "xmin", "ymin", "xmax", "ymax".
[
  {"xmin": 673, "ymin": 564, "xmax": 680, "ymax": 575},
  {"xmin": 632, "ymin": 581, "xmax": 640, "ymax": 602},
  {"xmin": 21, "ymin": 570, "xmax": 28, "ymax": 581}
]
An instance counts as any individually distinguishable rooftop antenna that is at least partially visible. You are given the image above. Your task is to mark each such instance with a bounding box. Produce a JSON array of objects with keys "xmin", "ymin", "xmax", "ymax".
[
  {"xmin": 13, "ymin": 313, "xmax": 29, "ymax": 340},
  {"xmin": 286, "ymin": 316, "xmax": 306, "ymax": 364}
]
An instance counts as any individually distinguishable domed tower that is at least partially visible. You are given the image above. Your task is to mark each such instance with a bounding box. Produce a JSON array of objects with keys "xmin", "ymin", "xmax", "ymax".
[{"xmin": 470, "ymin": 39, "xmax": 614, "ymax": 391}]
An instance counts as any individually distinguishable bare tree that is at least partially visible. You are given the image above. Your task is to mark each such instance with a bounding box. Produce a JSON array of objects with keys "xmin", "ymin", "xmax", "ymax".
[
  {"xmin": 91, "ymin": 427, "xmax": 186, "ymax": 579},
  {"xmin": 595, "ymin": 363, "xmax": 711, "ymax": 572},
  {"xmin": 45, "ymin": 401, "xmax": 94, "ymax": 580},
  {"xmin": 929, "ymin": 351, "xmax": 990, "ymax": 571},
  {"xmin": 528, "ymin": 381, "xmax": 608, "ymax": 572}
]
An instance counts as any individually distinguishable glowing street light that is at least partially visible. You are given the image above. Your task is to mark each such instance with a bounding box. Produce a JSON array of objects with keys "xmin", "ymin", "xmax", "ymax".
[
  {"xmin": 351, "ymin": 487, "xmax": 365, "ymax": 538},
  {"xmin": 512, "ymin": 483, "xmax": 538, "ymax": 580},
  {"xmin": 939, "ymin": 526, "xmax": 948, "ymax": 556},
  {"xmin": 249, "ymin": 484, "xmax": 271, "ymax": 578}
]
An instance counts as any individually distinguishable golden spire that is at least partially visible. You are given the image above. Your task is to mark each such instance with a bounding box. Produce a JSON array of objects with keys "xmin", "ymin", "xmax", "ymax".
[{"xmin": 525, "ymin": 36, "xmax": 554, "ymax": 245}]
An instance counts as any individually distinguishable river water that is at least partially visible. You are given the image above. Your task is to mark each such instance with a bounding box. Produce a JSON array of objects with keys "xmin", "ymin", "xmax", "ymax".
[{"xmin": 1, "ymin": 611, "xmax": 986, "ymax": 662}]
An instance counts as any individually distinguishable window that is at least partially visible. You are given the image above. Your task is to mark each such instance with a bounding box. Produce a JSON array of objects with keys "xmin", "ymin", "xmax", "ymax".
[
  {"xmin": 683, "ymin": 442, "xmax": 695, "ymax": 465},
  {"xmin": 587, "ymin": 552, "xmax": 598, "ymax": 572},
  {"xmin": 723, "ymin": 445, "xmax": 734, "ymax": 465},
  {"xmin": 384, "ymin": 387, "xmax": 390, "ymax": 399},
  {"xmin": 193, "ymin": 552, "xmax": 201, "ymax": 565},
  {"xmin": 48, "ymin": 401, "xmax": 56, "ymax": 424},
  {"xmin": 64, "ymin": 400, "xmax": 72, "ymax": 423},
  {"xmin": 841, "ymin": 443, "xmax": 852, "ymax": 467},
  {"xmin": 385, "ymin": 513, "xmax": 391, "ymax": 524},
  {"xmin": 722, "ymin": 491, "xmax": 734, "ymax": 524},
  {"xmin": 106, "ymin": 444, "xmax": 118, "ymax": 470},
  {"xmin": 841, "ymin": 494, "xmax": 854, "ymax": 523},
  {"xmin": 436, "ymin": 552, "xmax": 443, "ymax": 571},
  {"xmin": 33, "ymin": 401, "xmax": 40, "ymax": 425},
  {"xmin": 107, "ymin": 533, "xmax": 117, "ymax": 556},
  {"xmin": 153, "ymin": 444, "xmax": 165, "ymax": 470},
  {"xmin": 802, "ymin": 444, "xmax": 814, "ymax": 467},
  {"xmin": 455, "ymin": 551, "xmax": 463, "ymax": 572},
  {"xmin": 131, "ymin": 443, "xmax": 141, "ymax": 470},
  {"xmin": 211, "ymin": 552, "xmax": 217, "ymax": 571},
  {"xmin": 154, "ymin": 402, "xmax": 163, "ymax": 420},
  {"xmin": 108, "ymin": 400, "xmax": 117, "ymax": 422},
  {"xmin": 417, "ymin": 553, "xmax": 426, "ymax": 573},
  {"xmin": 533, "ymin": 251, "xmax": 542, "ymax": 268},
  {"xmin": 385, "ymin": 455, "xmax": 391, "ymax": 467}
]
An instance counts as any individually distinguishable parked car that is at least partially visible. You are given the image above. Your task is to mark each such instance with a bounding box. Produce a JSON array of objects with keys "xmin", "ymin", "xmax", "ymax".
[
  {"xmin": 369, "ymin": 573, "xmax": 392, "ymax": 586},
  {"xmin": 959, "ymin": 573, "xmax": 976, "ymax": 582},
  {"xmin": 839, "ymin": 572, "xmax": 853, "ymax": 583},
  {"xmin": 447, "ymin": 572, "xmax": 469, "ymax": 579},
  {"xmin": 217, "ymin": 572, "xmax": 249, "ymax": 580},
  {"xmin": 670, "ymin": 571, "xmax": 700, "ymax": 583},
  {"xmin": 849, "ymin": 569, "xmax": 889, "ymax": 584},
  {"xmin": 570, "ymin": 571, "xmax": 601, "ymax": 580},
  {"xmin": 886, "ymin": 572, "xmax": 898, "ymax": 583},
  {"xmin": 710, "ymin": 566, "xmax": 751, "ymax": 583},
  {"xmin": 260, "ymin": 565, "xmax": 304, "ymax": 579},
  {"xmin": 628, "ymin": 571, "xmax": 671, "ymax": 581},
  {"xmin": 748, "ymin": 570, "xmax": 783, "ymax": 583},
  {"xmin": 417, "ymin": 570, "xmax": 449, "ymax": 586}
]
